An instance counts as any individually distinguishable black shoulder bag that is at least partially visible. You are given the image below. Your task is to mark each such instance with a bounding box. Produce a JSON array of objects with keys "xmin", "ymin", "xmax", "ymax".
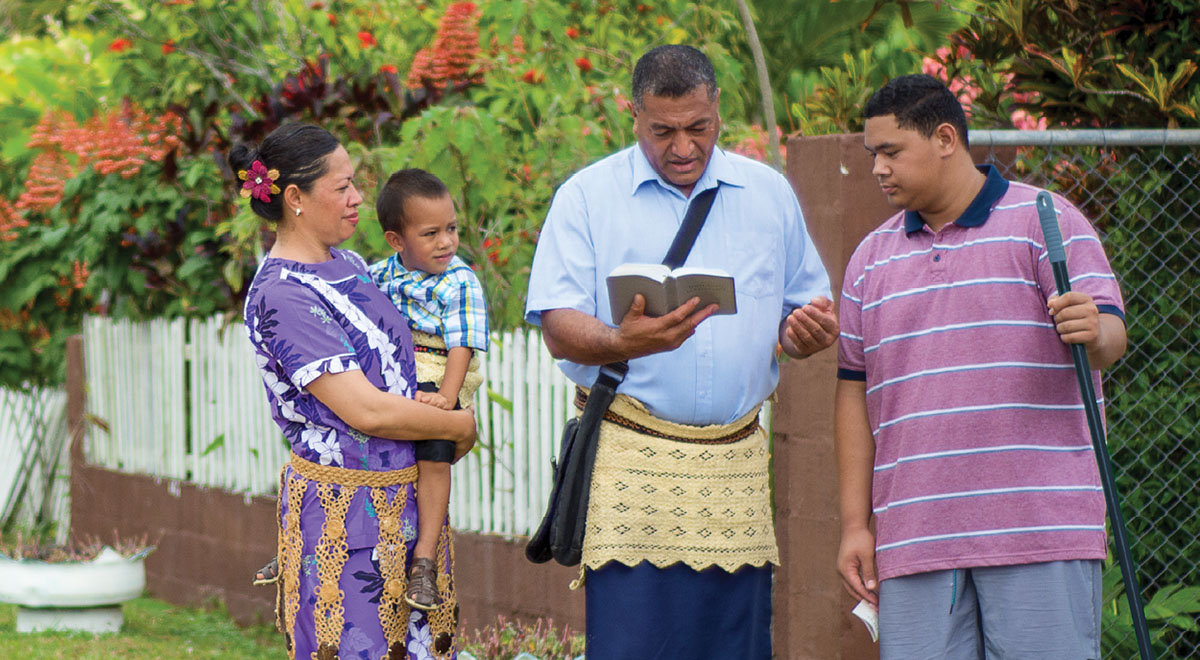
[{"xmin": 525, "ymin": 185, "xmax": 720, "ymax": 566}]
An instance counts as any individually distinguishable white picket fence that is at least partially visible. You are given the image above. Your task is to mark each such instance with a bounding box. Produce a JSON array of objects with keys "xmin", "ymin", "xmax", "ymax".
[
  {"xmin": 3, "ymin": 316, "xmax": 772, "ymax": 541},
  {"xmin": 0, "ymin": 386, "xmax": 70, "ymax": 543},
  {"xmin": 81, "ymin": 316, "xmax": 578, "ymax": 538}
]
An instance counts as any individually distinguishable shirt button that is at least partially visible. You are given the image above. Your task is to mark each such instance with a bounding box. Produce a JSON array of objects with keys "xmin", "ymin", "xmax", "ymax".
[{"xmin": 933, "ymin": 254, "xmax": 941, "ymax": 262}]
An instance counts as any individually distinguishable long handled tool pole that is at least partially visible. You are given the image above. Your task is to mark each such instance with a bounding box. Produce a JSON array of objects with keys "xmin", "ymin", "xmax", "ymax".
[{"xmin": 1036, "ymin": 191, "xmax": 1155, "ymax": 660}]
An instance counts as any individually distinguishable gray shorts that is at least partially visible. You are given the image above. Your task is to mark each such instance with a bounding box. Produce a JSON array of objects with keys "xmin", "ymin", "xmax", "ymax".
[{"xmin": 878, "ymin": 560, "xmax": 1101, "ymax": 660}]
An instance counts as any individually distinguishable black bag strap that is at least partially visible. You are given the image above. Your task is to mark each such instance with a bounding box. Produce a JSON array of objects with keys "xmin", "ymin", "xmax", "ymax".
[
  {"xmin": 544, "ymin": 184, "xmax": 722, "ymax": 564},
  {"xmin": 527, "ymin": 184, "xmax": 722, "ymax": 566},
  {"xmin": 602, "ymin": 182, "xmax": 721, "ymax": 380},
  {"xmin": 663, "ymin": 184, "xmax": 720, "ymax": 270}
]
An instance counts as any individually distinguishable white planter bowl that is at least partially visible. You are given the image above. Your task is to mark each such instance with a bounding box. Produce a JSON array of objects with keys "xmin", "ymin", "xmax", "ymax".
[{"xmin": 0, "ymin": 546, "xmax": 146, "ymax": 633}]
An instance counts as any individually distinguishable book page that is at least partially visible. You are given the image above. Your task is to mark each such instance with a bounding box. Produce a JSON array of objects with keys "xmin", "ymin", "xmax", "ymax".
[
  {"xmin": 669, "ymin": 271, "xmax": 736, "ymax": 315},
  {"xmin": 608, "ymin": 263, "xmax": 671, "ymax": 281},
  {"xmin": 607, "ymin": 270, "xmax": 673, "ymax": 321},
  {"xmin": 670, "ymin": 266, "xmax": 729, "ymax": 278}
]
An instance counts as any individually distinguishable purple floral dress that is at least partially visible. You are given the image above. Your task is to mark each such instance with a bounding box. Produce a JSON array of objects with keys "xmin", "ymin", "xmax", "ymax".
[{"xmin": 244, "ymin": 248, "xmax": 454, "ymax": 660}]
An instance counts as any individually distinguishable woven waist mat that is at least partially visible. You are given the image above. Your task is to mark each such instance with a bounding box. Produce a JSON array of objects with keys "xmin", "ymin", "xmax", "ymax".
[
  {"xmin": 581, "ymin": 395, "xmax": 779, "ymax": 573},
  {"xmin": 289, "ymin": 451, "xmax": 418, "ymax": 487},
  {"xmin": 411, "ymin": 330, "xmax": 482, "ymax": 407}
]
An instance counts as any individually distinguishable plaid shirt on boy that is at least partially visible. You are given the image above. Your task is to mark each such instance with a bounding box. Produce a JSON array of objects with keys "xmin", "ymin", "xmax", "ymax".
[{"xmin": 369, "ymin": 254, "xmax": 490, "ymax": 351}]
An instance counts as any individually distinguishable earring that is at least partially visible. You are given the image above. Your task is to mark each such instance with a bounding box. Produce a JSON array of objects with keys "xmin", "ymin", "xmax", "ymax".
[{"xmin": 294, "ymin": 208, "xmax": 301, "ymax": 216}]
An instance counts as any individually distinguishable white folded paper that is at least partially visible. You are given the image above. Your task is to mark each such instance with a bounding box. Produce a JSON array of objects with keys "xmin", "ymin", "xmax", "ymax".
[{"xmin": 851, "ymin": 598, "xmax": 879, "ymax": 643}]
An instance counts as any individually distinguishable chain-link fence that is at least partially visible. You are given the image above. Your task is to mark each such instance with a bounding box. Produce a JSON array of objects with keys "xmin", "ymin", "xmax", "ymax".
[{"xmin": 975, "ymin": 129, "xmax": 1200, "ymax": 659}]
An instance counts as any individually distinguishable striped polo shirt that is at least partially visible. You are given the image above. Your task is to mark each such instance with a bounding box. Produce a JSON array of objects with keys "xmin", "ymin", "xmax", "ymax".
[{"xmin": 837, "ymin": 165, "xmax": 1125, "ymax": 581}]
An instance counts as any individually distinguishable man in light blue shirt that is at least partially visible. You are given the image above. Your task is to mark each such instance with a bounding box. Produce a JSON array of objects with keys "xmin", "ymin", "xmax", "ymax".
[{"xmin": 525, "ymin": 45, "xmax": 836, "ymax": 659}]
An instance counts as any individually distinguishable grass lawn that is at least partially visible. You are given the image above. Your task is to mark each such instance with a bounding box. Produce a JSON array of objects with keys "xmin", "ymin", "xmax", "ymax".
[{"xmin": 0, "ymin": 598, "xmax": 287, "ymax": 659}]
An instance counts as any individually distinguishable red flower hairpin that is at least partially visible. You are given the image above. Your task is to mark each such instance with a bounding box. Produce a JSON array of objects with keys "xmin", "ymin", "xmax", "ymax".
[{"xmin": 238, "ymin": 160, "xmax": 281, "ymax": 203}]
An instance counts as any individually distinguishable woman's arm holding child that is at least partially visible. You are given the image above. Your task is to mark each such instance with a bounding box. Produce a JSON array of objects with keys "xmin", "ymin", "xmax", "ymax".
[{"xmin": 307, "ymin": 369, "xmax": 476, "ymax": 460}]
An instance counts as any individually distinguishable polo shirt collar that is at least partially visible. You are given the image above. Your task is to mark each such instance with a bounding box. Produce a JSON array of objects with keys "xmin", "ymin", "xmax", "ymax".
[
  {"xmin": 904, "ymin": 164, "xmax": 1010, "ymax": 234},
  {"xmin": 630, "ymin": 145, "xmax": 744, "ymax": 198}
]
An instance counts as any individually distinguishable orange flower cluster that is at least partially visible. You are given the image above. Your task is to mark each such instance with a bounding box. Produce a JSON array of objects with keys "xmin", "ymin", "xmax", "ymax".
[
  {"xmin": 12, "ymin": 107, "xmax": 182, "ymax": 220},
  {"xmin": 406, "ymin": 48, "xmax": 435, "ymax": 89},
  {"xmin": 0, "ymin": 307, "xmax": 33, "ymax": 332},
  {"xmin": 53, "ymin": 260, "xmax": 90, "ymax": 308},
  {"xmin": 509, "ymin": 34, "xmax": 525, "ymax": 65},
  {"xmin": 406, "ymin": 2, "xmax": 481, "ymax": 89},
  {"xmin": 15, "ymin": 152, "xmax": 68, "ymax": 213},
  {"xmin": 76, "ymin": 107, "xmax": 183, "ymax": 177},
  {"xmin": 0, "ymin": 196, "xmax": 28, "ymax": 241},
  {"xmin": 14, "ymin": 105, "xmax": 182, "ymax": 214},
  {"xmin": 25, "ymin": 111, "xmax": 68, "ymax": 150}
]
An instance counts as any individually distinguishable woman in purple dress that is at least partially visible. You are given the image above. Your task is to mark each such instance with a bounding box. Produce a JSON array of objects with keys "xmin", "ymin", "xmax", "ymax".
[{"xmin": 232, "ymin": 123, "xmax": 476, "ymax": 660}]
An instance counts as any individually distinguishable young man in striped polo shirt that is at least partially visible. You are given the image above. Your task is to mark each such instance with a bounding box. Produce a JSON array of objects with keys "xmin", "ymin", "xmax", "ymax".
[{"xmin": 835, "ymin": 74, "xmax": 1128, "ymax": 659}]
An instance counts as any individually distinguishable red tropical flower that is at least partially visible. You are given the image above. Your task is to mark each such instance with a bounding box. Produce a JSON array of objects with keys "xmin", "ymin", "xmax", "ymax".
[
  {"xmin": 482, "ymin": 237, "xmax": 506, "ymax": 266},
  {"xmin": 380, "ymin": 64, "xmax": 398, "ymax": 75},
  {"xmin": 357, "ymin": 31, "xmax": 377, "ymax": 48},
  {"xmin": 108, "ymin": 38, "xmax": 132, "ymax": 53},
  {"xmin": 575, "ymin": 57, "xmax": 593, "ymax": 73},
  {"xmin": 161, "ymin": 40, "xmax": 175, "ymax": 55},
  {"xmin": 327, "ymin": 12, "xmax": 337, "ymax": 25},
  {"xmin": 521, "ymin": 68, "xmax": 543, "ymax": 84},
  {"xmin": 238, "ymin": 160, "xmax": 281, "ymax": 203},
  {"xmin": 565, "ymin": 27, "xmax": 579, "ymax": 39}
]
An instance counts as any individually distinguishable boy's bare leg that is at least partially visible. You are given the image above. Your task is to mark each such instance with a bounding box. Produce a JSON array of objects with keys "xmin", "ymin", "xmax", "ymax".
[
  {"xmin": 408, "ymin": 459, "xmax": 452, "ymax": 610},
  {"xmin": 414, "ymin": 459, "xmax": 451, "ymax": 559}
]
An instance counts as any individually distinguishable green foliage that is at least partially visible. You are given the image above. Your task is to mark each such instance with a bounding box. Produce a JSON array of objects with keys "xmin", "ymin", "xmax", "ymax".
[
  {"xmin": 1102, "ymin": 561, "xmax": 1200, "ymax": 657},
  {"xmin": 461, "ymin": 614, "xmax": 584, "ymax": 660},
  {"xmin": 0, "ymin": 31, "xmax": 110, "ymax": 160},
  {"xmin": 0, "ymin": 119, "xmax": 238, "ymax": 389},
  {"xmin": 782, "ymin": 0, "xmax": 1199, "ymax": 132},
  {"xmin": 930, "ymin": 0, "xmax": 1200, "ymax": 128},
  {"xmin": 0, "ymin": 598, "xmax": 285, "ymax": 658},
  {"xmin": 0, "ymin": 529, "xmax": 153, "ymax": 562},
  {"xmin": 754, "ymin": 0, "xmax": 968, "ymax": 133},
  {"xmin": 790, "ymin": 51, "xmax": 877, "ymax": 136},
  {"xmin": 0, "ymin": 0, "xmax": 771, "ymax": 388},
  {"xmin": 211, "ymin": 0, "xmax": 755, "ymax": 331},
  {"xmin": 1001, "ymin": 142, "xmax": 1200, "ymax": 657}
]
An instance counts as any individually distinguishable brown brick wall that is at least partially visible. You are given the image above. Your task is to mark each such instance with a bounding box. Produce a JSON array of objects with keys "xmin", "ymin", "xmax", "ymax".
[{"xmin": 66, "ymin": 337, "xmax": 584, "ymax": 636}]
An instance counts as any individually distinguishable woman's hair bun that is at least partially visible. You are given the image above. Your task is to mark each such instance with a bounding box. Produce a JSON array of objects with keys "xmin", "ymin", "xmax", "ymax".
[
  {"xmin": 227, "ymin": 124, "xmax": 340, "ymax": 223},
  {"xmin": 228, "ymin": 143, "xmax": 257, "ymax": 176}
]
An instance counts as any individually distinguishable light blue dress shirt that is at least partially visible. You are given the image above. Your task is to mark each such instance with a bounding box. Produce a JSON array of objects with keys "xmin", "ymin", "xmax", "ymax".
[{"xmin": 525, "ymin": 145, "xmax": 831, "ymax": 426}]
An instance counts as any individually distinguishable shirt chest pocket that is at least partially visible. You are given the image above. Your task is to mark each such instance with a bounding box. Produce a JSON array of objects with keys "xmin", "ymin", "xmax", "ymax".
[{"xmin": 726, "ymin": 230, "xmax": 779, "ymax": 299}]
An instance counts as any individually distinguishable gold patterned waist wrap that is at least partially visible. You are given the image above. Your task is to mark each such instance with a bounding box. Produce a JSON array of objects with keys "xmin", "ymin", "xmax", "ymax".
[
  {"xmin": 410, "ymin": 330, "xmax": 483, "ymax": 409},
  {"xmin": 578, "ymin": 388, "xmax": 780, "ymax": 575},
  {"xmin": 276, "ymin": 452, "xmax": 458, "ymax": 660}
]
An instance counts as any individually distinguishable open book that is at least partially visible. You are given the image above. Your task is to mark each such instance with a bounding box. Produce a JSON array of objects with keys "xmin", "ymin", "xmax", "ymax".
[{"xmin": 606, "ymin": 263, "xmax": 737, "ymax": 323}]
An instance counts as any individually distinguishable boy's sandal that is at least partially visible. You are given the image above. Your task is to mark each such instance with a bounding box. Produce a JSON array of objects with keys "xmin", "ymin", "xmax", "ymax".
[
  {"xmin": 252, "ymin": 556, "xmax": 280, "ymax": 586},
  {"xmin": 405, "ymin": 557, "xmax": 441, "ymax": 611}
]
